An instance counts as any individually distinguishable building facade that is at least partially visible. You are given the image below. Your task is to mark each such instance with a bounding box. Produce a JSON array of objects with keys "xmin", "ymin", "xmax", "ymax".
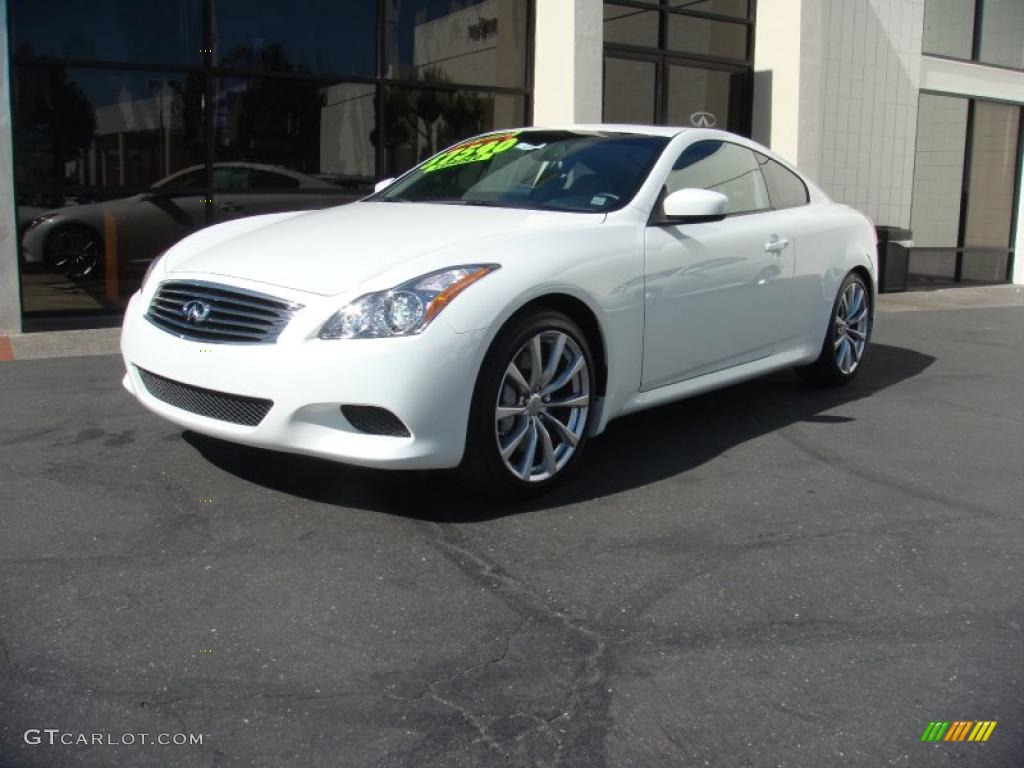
[{"xmin": 1, "ymin": 0, "xmax": 1022, "ymax": 333}]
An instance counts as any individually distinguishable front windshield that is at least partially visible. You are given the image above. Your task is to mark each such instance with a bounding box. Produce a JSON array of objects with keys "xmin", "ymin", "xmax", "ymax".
[{"xmin": 371, "ymin": 130, "xmax": 669, "ymax": 213}]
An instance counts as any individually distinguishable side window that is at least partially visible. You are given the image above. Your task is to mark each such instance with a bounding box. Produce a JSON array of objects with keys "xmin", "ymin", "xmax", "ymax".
[
  {"xmin": 158, "ymin": 168, "xmax": 205, "ymax": 191},
  {"xmin": 251, "ymin": 170, "xmax": 301, "ymax": 190},
  {"xmin": 212, "ymin": 167, "xmax": 251, "ymax": 191},
  {"xmin": 667, "ymin": 140, "xmax": 769, "ymax": 215},
  {"xmin": 757, "ymin": 153, "xmax": 809, "ymax": 209}
]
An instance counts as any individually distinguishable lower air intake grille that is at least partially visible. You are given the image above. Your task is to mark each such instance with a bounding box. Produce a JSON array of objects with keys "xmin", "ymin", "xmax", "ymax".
[
  {"xmin": 138, "ymin": 367, "xmax": 273, "ymax": 426},
  {"xmin": 341, "ymin": 405, "xmax": 411, "ymax": 437}
]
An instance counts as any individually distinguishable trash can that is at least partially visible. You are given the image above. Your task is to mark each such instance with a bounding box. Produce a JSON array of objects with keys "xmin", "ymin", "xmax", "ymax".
[{"xmin": 875, "ymin": 225, "xmax": 911, "ymax": 293}]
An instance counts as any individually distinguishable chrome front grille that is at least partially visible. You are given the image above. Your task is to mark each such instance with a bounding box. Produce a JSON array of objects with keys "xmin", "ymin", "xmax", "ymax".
[{"xmin": 145, "ymin": 280, "xmax": 302, "ymax": 344}]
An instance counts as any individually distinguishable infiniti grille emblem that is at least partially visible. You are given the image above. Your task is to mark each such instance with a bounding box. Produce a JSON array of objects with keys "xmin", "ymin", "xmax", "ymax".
[{"xmin": 182, "ymin": 299, "xmax": 212, "ymax": 323}]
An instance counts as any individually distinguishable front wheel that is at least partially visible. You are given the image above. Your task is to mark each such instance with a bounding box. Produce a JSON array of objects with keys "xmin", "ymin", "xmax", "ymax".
[
  {"xmin": 45, "ymin": 225, "xmax": 104, "ymax": 279},
  {"xmin": 798, "ymin": 272, "xmax": 871, "ymax": 386},
  {"xmin": 459, "ymin": 311, "xmax": 595, "ymax": 498}
]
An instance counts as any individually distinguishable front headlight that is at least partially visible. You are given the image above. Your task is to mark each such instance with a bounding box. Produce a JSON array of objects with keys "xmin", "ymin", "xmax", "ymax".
[
  {"xmin": 319, "ymin": 264, "xmax": 499, "ymax": 339},
  {"xmin": 27, "ymin": 213, "xmax": 58, "ymax": 231}
]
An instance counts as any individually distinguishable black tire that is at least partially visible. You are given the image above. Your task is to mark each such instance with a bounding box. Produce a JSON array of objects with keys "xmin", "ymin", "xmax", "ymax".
[
  {"xmin": 797, "ymin": 271, "xmax": 871, "ymax": 387},
  {"xmin": 45, "ymin": 225, "xmax": 104, "ymax": 280},
  {"xmin": 458, "ymin": 310, "xmax": 596, "ymax": 498}
]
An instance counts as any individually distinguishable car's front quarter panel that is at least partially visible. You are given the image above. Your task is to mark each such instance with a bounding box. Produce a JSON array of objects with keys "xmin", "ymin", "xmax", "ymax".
[
  {"xmin": 121, "ymin": 279, "xmax": 488, "ymax": 470},
  {"xmin": 431, "ymin": 217, "xmax": 648, "ymax": 434}
]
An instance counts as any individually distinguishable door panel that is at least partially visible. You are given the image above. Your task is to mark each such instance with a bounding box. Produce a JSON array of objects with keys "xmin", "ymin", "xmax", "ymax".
[
  {"xmin": 641, "ymin": 139, "xmax": 795, "ymax": 390},
  {"xmin": 642, "ymin": 213, "xmax": 794, "ymax": 389}
]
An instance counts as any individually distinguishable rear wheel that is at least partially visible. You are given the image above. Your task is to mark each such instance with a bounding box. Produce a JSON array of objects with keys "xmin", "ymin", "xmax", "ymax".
[
  {"xmin": 459, "ymin": 310, "xmax": 595, "ymax": 497},
  {"xmin": 798, "ymin": 272, "xmax": 871, "ymax": 386}
]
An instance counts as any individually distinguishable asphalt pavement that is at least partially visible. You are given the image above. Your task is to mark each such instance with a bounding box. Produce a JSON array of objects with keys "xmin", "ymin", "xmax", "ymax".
[{"xmin": 1, "ymin": 305, "xmax": 1022, "ymax": 767}]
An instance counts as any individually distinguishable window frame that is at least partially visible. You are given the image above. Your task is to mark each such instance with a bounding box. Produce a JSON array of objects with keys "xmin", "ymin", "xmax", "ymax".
[
  {"xmin": 909, "ymin": 90, "xmax": 1023, "ymax": 285},
  {"xmin": 602, "ymin": 0, "xmax": 756, "ymax": 133},
  {"xmin": 756, "ymin": 152, "xmax": 810, "ymax": 210},
  {"xmin": 922, "ymin": 0, "xmax": 1024, "ymax": 73}
]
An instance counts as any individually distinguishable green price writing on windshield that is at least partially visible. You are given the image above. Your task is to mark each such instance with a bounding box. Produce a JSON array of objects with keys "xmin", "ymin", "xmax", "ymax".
[{"xmin": 421, "ymin": 133, "xmax": 520, "ymax": 173}]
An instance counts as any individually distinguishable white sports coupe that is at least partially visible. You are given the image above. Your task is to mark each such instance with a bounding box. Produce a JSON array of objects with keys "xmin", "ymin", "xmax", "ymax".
[{"xmin": 121, "ymin": 126, "xmax": 877, "ymax": 495}]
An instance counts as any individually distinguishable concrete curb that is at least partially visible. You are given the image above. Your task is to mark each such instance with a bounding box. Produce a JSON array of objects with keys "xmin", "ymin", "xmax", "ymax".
[{"xmin": 1, "ymin": 327, "xmax": 122, "ymax": 361}]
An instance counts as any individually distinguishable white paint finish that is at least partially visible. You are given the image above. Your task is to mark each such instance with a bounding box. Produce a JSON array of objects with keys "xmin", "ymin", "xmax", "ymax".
[
  {"xmin": 121, "ymin": 127, "xmax": 877, "ymax": 470},
  {"xmin": 165, "ymin": 203, "xmax": 606, "ymax": 297},
  {"xmin": 0, "ymin": 0, "xmax": 22, "ymax": 333},
  {"xmin": 919, "ymin": 54, "xmax": 1024, "ymax": 104},
  {"xmin": 533, "ymin": 0, "xmax": 603, "ymax": 124}
]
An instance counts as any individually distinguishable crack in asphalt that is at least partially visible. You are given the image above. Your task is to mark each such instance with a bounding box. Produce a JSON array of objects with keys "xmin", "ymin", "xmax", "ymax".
[
  {"xmin": 420, "ymin": 523, "xmax": 612, "ymax": 766},
  {"xmin": 777, "ymin": 426, "xmax": 1008, "ymax": 521}
]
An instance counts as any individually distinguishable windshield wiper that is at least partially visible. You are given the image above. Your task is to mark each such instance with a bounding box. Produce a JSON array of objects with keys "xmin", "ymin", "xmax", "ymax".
[{"xmin": 428, "ymin": 199, "xmax": 537, "ymax": 209}]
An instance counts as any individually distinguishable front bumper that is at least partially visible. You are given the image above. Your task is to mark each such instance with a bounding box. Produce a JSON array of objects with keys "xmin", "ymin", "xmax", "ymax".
[{"xmin": 120, "ymin": 289, "xmax": 488, "ymax": 469}]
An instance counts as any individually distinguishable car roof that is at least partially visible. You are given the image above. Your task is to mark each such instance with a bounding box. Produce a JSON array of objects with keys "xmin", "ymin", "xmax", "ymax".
[{"xmin": 529, "ymin": 124, "xmax": 694, "ymax": 138}]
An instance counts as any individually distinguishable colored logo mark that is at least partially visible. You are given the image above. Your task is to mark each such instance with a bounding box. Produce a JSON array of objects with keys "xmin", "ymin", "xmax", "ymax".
[{"xmin": 921, "ymin": 721, "xmax": 997, "ymax": 742}]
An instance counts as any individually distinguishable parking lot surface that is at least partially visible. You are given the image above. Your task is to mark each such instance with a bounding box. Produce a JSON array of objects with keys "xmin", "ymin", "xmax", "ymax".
[{"xmin": 1, "ymin": 305, "xmax": 1022, "ymax": 767}]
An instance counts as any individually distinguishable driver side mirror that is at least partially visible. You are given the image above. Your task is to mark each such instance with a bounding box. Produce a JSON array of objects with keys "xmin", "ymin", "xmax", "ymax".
[
  {"xmin": 657, "ymin": 188, "xmax": 728, "ymax": 224},
  {"xmin": 374, "ymin": 177, "xmax": 396, "ymax": 193}
]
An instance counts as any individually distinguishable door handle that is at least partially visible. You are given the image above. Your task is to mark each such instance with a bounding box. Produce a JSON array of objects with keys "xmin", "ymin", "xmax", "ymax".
[{"xmin": 764, "ymin": 236, "xmax": 789, "ymax": 253}]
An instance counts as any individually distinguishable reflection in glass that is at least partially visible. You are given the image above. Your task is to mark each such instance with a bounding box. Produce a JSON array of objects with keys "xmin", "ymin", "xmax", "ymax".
[
  {"xmin": 667, "ymin": 140, "xmax": 768, "ymax": 214},
  {"xmin": 12, "ymin": 67, "xmax": 205, "ymax": 191},
  {"xmin": 922, "ymin": 0, "xmax": 976, "ymax": 59},
  {"xmin": 213, "ymin": 0, "xmax": 377, "ymax": 76},
  {"xmin": 211, "ymin": 77, "xmax": 375, "ymax": 182},
  {"xmin": 962, "ymin": 101, "xmax": 1020, "ymax": 280},
  {"xmin": 908, "ymin": 249, "xmax": 957, "ymax": 282},
  {"xmin": 603, "ymin": 4, "xmax": 659, "ymax": 48},
  {"xmin": 8, "ymin": 0, "xmax": 202, "ymax": 65},
  {"xmin": 385, "ymin": 0, "xmax": 527, "ymax": 88},
  {"xmin": 603, "ymin": 58, "xmax": 657, "ymax": 124},
  {"xmin": 666, "ymin": 14, "xmax": 747, "ymax": 60},
  {"xmin": 910, "ymin": 94, "xmax": 968, "ymax": 249},
  {"xmin": 665, "ymin": 65, "xmax": 745, "ymax": 133},
  {"xmin": 665, "ymin": 0, "xmax": 748, "ymax": 18},
  {"xmin": 209, "ymin": 77, "xmax": 375, "ymax": 220},
  {"xmin": 978, "ymin": 0, "xmax": 1024, "ymax": 69},
  {"xmin": 18, "ymin": 184, "xmax": 210, "ymax": 313},
  {"xmin": 381, "ymin": 88, "xmax": 525, "ymax": 177}
]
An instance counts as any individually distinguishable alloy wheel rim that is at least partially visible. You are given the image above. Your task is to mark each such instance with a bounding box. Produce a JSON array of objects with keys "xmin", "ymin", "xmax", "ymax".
[
  {"xmin": 834, "ymin": 281, "xmax": 868, "ymax": 374},
  {"xmin": 51, "ymin": 230, "xmax": 100, "ymax": 278},
  {"xmin": 495, "ymin": 330, "xmax": 590, "ymax": 482}
]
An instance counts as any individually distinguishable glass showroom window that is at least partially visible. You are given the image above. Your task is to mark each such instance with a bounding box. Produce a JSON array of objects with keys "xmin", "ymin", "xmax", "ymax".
[
  {"xmin": 7, "ymin": 0, "xmax": 533, "ymax": 323},
  {"xmin": 602, "ymin": 0, "xmax": 753, "ymax": 133},
  {"xmin": 910, "ymin": 93, "xmax": 1022, "ymax": 285},
  {"xmin": 923, "ymin": 0, "xmax": 1024, "ymax": 70}
]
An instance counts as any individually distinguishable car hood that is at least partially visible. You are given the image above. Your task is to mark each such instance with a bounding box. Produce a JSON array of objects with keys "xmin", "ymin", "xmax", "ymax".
[{"xmin": 167, "ymin": 202, "xmax": 603, "ymax": 296}]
